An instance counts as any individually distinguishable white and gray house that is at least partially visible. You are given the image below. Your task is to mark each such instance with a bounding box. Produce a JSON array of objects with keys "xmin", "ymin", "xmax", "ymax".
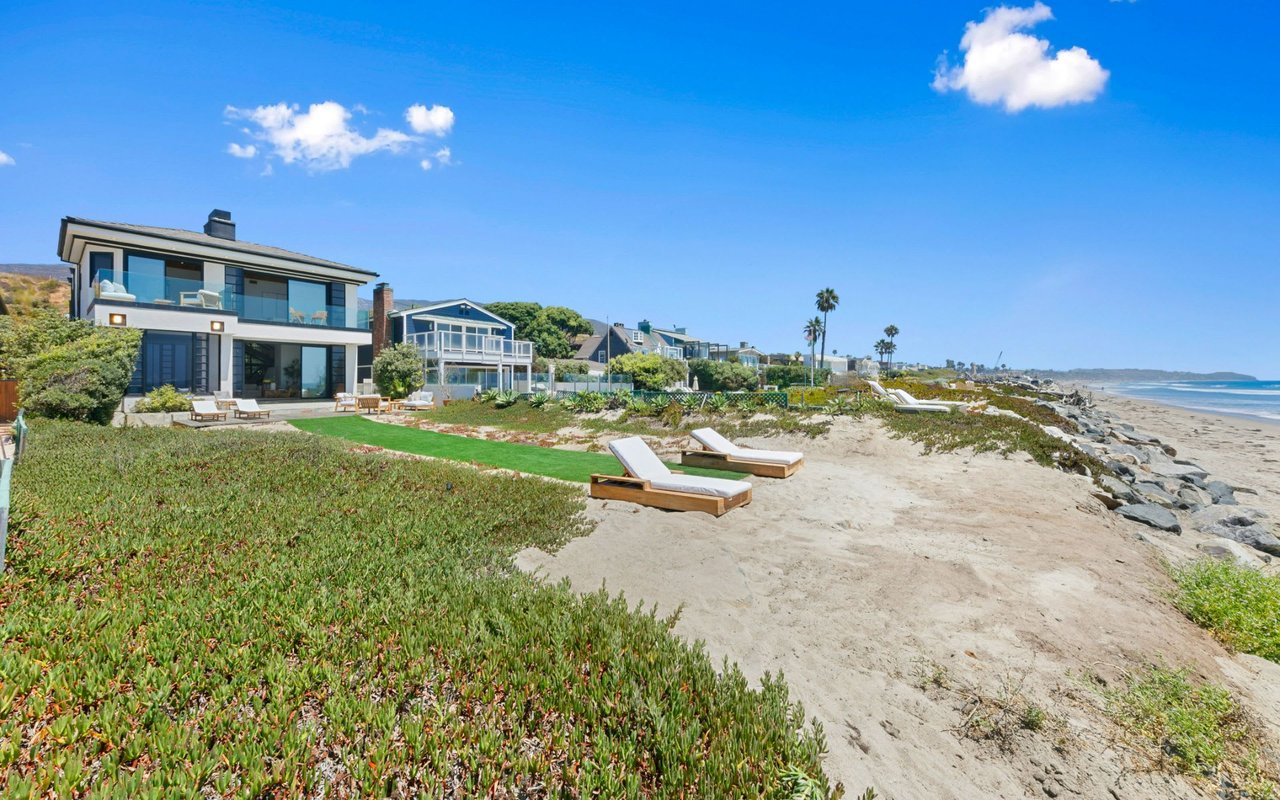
[{"xmin": 58, "ymin": 210, "xmax": 375, "ymax": 401}]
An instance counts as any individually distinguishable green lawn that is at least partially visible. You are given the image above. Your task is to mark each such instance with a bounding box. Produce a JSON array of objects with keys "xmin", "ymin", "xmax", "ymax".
[
  {"xmin": 2, "ymin": 422, "xmax": 828, "ymax": 797},
  {"xmin": 291, "ymin": 415, "xmax": 743, "ymax": 483}
]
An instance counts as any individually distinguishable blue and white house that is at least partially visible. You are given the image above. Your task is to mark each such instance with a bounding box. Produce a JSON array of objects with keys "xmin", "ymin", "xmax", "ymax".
[
  {"xmin": 379, "ymin": 288, "xmax": 534, "ymax": 393},
  {"xmin": 58, "ymin": 210, "xmax": 375, "ymax": 401}
]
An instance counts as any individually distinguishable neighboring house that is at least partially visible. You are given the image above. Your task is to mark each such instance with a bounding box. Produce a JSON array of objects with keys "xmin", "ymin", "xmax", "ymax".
[
  {"xmin": 58, "ymin": 210, "xmax": 374, "ymax": 399},
  {"xmin": 374, "ymin": 284, "xmax": 534, "ymax": 391},
  {"xmin": 708, "ymin": 342, "xmax": 765, "ymax": 370},
  {"xmin": 803, "ymin": 353, "xmax": 849, "ymax": 374},
  {"xmin": 852, "ymin": 357, "xmax": 880, "ymax": 378},
  {"xmin": 574, "ymin": 319, "xmax": 683, "ymax": 367}
]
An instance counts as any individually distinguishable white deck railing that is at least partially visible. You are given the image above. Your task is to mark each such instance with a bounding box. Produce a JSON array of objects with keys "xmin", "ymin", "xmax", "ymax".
[{"xmin": 407, "ymin": 331, "xmax": 534, "ymax": 364}]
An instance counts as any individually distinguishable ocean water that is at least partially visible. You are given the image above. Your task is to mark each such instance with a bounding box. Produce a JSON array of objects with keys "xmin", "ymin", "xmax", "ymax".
[{"xmin": 1108, "ymin": 380, "xmax": 1280, "ymax": 423}]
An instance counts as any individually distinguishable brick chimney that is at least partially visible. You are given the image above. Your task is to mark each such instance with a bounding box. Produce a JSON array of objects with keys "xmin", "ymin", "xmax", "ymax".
[
  {"xmin": 372, "ymin": 282, "xmax": 393, "ymax": 355},
  {"xmin": 203, "ymin": 209, "xmax": 236, "ymax": 240}
]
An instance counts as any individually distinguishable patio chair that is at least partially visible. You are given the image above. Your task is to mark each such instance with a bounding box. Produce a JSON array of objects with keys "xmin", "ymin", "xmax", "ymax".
[
  {"xmin": 866, "ymin": 380, "xmax": 894, "ymax": 399},
  {"xmin": 334, "ymin": 392, "xmax": 357, "ymax": 413},
  {"xmin": 357, "ymin": 395, "xmax": 385, "ymax": 415},
  {"xmin": 401, "ymin": 390, "xmax": 434, "ymax": 410},
  {"xmin": 190, "ymin": 400, "xmax": 227, "ymax": 422},
  {"xmin": 887, "ymin": 390, "xmax": 952, "ymax": 413},
  {"xmin": 234, "ymin": 398, "xmax": 271, "ymax": 419},
  {"xmin": 589, "ymin": 436, "xmax": 752, "ymax": 517},
  {"xmin": 681, "ymin": 428, "xmax": 804, "ymax": 478}
]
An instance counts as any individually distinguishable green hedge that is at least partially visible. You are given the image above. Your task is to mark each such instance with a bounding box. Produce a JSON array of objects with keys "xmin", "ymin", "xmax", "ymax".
[
  {"xmin": 2, "ymin": 422, "xmax": 829, "ymax": 797},
  {"xmin": 19, "ymin": 327, "xmax": 141, "ymax": 424}
]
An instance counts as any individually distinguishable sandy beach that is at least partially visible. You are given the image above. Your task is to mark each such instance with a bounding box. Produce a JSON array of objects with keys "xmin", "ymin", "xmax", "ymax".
[{"xmin": 516, "ymin": 398, "xmax": 1280, "ymax": 798}]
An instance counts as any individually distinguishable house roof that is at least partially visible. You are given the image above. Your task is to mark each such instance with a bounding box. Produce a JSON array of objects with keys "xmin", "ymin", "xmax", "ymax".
[
  {"xmin": 60, "ymin": 216, "xmax": 378, "ymax": 276},
  {"xmin": 389, "ymin": 298, "xmax": 517, "ymax": 329}
]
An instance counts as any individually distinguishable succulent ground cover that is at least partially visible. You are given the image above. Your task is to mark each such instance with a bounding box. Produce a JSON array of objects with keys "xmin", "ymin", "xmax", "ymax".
[{"xmin": 1, "ymin": 422, "xmax": 829, "ymax": 797}]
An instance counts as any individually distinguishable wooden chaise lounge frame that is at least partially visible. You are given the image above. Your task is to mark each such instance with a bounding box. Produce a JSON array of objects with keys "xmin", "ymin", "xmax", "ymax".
[
  {"xmin": 588, "ymin": 472, "xmax": 752, "ymax": 517},
  {"xmin": 679, "ymin": 447, "xmax": 803, "ymax": 479}
]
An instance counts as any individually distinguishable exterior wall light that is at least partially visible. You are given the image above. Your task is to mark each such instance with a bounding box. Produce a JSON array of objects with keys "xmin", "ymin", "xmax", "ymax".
[
  {"xmin": 108, "ymin": 313, "xmax": 127, "ymax": 327},
  {"xmin": 210, "ymin": 320, "xmax": 225, "ymax": 332}
]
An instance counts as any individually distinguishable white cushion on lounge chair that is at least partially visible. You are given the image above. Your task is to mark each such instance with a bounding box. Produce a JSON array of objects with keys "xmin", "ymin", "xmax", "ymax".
[
  {"xmin": 867, "ymin": 380, "xmax": 892, "ymax": 398},
  {"xmin": 235, "ymin": 398, "xmax": 263, "ymax": 413},
  {"xmin": 608, "ymin": 436, "xmax": 751, "ymax": 499},
  {"xmin": 191, "ymin": 400, "xmax": 221, "ymax": 415},
  {"xmin": 691, "ymin": 428, "xmax": 802, "ymax": 465},
  {"xmin": 892, "ymin": 389, "xmax": 966, "ymax": 408}
]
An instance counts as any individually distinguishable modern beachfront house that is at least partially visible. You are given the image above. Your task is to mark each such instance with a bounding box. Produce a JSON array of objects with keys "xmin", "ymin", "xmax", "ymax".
[
  {"xmin": 58, "ymin": 211, "xmax": 374, "ymax": 400},
  {"xmin": 371, "ymin": 284, "xmax": 534, "ymax": 392}
]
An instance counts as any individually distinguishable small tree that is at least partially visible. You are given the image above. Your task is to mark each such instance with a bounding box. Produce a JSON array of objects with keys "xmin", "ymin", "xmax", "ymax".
[
  {"xmin": 372, "ymin": 343, "xmax": 426, "ymax": 399},
  {"xmin": 21, "ymin": 327, "xmax": 142, "ymax": 424},
  {"xmin": 609, "ymin": 352, "xmax": 685, "ymax": 391},
  {"xmin": 0, "ymin": 308, "xmax": 95, "ymax": 380}
]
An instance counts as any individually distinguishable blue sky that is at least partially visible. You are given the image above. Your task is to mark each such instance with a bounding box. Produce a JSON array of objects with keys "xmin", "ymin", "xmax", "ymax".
[{"xmin": 2, "ymin": 1, "xmax": 1277, "ymax": 376}]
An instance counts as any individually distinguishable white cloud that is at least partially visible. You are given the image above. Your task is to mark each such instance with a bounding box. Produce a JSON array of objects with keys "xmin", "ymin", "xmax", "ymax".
[
  {"xmin": 932, "ymin": 3, "xmax": 1109, "ymax": 112},
  {"xmin": 433, "ymin": 146, "xmax": 452, "ymax": 166},
  {"xmin": 0, "ymin": 150, "xmax": 14, "ymax": 167},
  {"xmin": 226, "ymin": 142, "xmax": 257, "ymax": 159},
  {"xmin": 225, "ymin": 101, "xmax": 415, "ymax": 171},
  {"xmin": 419, "ymin": 159, "xmax": 432, "ymax": 171},
  {"xmin": 405, "ymin": 104, "xmax": 455, "ymax": 136}
]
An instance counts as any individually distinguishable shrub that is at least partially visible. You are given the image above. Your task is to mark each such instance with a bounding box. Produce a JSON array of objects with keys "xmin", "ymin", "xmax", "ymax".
[
  {"xmin": 1101, "ymin": 665, "xmax": 1276, "ymax": 787},
  {"xmin": 609, "ymin": 352, "xmax": 685, "ymax": 391},
  {"xmin": 493, "ymin": 390, "xmax": 519, "ymax": 409},
  {"xmin": 0, "ymin": 308, "xmax": 95, "ymax": 379},
  {"xmin": 372, "ymin": 342, "xmax": 425, "ymax": 399},
  {"xmin": 650, "ymin": 393, "xmax": 671, "ymax": 411},
  {"xmin": 765, "ymin": 363, "xmax": 830, "ymax": 389},
  {"xmin": 19, "ymin": 327, "xmax": 141, "ymax": 424},
  {"xmin": 131, "ymin": 384, "xmax": 192, "ymax": 413},
  {"xmin": 688, "ymin": 358, "xmax": 758, "ymax": 392},
  {"xmin": 706, "ymin": 393, "xmax": 730, "ymax": 413},
  {"xmin": 533, "ymin": 357, "xmax": 590, "ymax": 376},
  {"xmin": 528, "ymin": 391, "xmax": 552, "ymax": 408},
  {"xmin": 478, "ymin": 388, "xmax": 501, "ymax": 404},
  {"xmin": 1171, "ymin": 560, "xmax": 1280, "ymax": 664},
  {"xmin": 606, "ymin": 389, "xmax": 631, "ymax": 410}
]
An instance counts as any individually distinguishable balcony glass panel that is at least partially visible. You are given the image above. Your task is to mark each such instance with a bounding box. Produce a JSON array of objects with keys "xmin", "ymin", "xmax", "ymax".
[{"xmin": 121, "ymin": 253, "xmax": 206, "ymax": 307}]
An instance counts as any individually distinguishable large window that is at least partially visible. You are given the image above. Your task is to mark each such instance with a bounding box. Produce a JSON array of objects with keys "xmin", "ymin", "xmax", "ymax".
[
  {"xmin": 89, "ymin": 252, "xmax": 114, "ymax": 287},
  {"xmin": 123, "ymin": 252, "xmax": 204, "ymax": 306},
  {"xmin": 240, "ymin": 342, "xmax": 333, "ymax": 399},
  {"xmin": 240, "ymin": 273, "xmax": 335, "ymax": 326},
  {"xmin": 140, "ymin": 332, "xmax": 194, "ymax": 392}
]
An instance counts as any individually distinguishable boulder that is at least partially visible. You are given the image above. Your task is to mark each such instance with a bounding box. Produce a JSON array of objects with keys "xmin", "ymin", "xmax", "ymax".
[
  {"xmin": 1204, "ymin": 480, "xmax": 1238, "ymax": 506},
  {"xmin": 1116, "ymin": 503, "xmax": 1182, "ymax": 533},
  {"xmin": 1105, "ymin": 443, "xmax": 1152, "ymax": 464},
  {"xmin": 1177, "ymin": 486, "xmax": 1212, "ymax": 509},
  {"xmin": 1190, "ymin": 506, "xmax": 1279, "ymax": 556},
  {"xmin": 1099, "ymin": 474, "xmax": 1139, "ymax": 503},
  {"xmin": 1133, "ymin": 482, "xmax": 1181, "ymax": 508},
  {"xmin": 1196, "ymin": 538, "xmax": 1269, "ymax": 567}
]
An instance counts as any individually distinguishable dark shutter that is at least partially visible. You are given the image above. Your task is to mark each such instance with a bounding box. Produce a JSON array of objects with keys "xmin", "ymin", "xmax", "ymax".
[
  {"xmin": 232, "ymin": 339, "xmax": 245, "ymax": 396},
  {"xmin": 224, "ymin": 267, "xmax": 244, "ymax": 314},
  {"xmin": 327, "ymin": 283, "xmax": 346, "ymax": 328},
  {"xmin": 329, "ymin": 346, "xmax": 346, "ymax": 395},
  {"xmin": 193, "ymin": 334, "xmax": 209, "ymax": 394}
]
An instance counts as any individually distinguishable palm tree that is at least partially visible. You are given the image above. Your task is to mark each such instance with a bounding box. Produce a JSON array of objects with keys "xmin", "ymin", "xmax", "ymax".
[
  {"xmin": 874, "ymin": 338, "xmax": 891, "ymax": 368},
  {"xmin": 803, "ymin": 317, "xmax": 824, "ymax": 386},
  {"xmin": 883, "ymin": 324, "xmax": 899, "ymax": 371},
  {"xmin": 815, "ymin": 288, "xmax": 839, "ymax": 374},
  {"xmin": 885, "ymin": 340, "xmax": 897, "ymax": 370}
]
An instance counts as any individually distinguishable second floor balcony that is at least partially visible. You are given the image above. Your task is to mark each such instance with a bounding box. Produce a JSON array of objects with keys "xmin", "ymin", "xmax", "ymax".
[
  {"xmin": 408, "ymin": 331, "xmax": 534, "ymax": 364},
  {"xmin": 94, "ymin": 273, "xmax": 370, "ymax": 329}
]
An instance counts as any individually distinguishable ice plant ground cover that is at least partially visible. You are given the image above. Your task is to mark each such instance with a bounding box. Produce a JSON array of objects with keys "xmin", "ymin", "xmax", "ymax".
[
  {"xmin": 290, "ymin": 415, "xmax": 742, "ymax": 483},
  {"xmin": 1, "ymin": 422, "xmax": 829, "ymax": 797}
]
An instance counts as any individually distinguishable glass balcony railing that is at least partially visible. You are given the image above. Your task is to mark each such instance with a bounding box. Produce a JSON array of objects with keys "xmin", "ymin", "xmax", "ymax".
[{"xmin": 96, "ymin": 278, "xmax": 371, "ymax": 330}]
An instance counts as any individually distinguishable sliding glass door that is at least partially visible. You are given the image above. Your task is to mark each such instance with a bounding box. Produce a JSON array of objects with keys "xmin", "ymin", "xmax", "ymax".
[{"xmin": 300, "ymin": 346, "xmax": 328, "ymax": 398}]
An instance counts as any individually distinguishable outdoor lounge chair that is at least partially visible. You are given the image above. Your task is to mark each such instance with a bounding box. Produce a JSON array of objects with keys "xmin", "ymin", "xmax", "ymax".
[
  {"xmin": 334, "ymin": 392, "xmax": 357, "ymax": 412},
  {"xmin": 190, "ymin": 400, "xmax": 227, "ymax": 422},
  {"xmin": 887, "ymin": 390, "xmax": 952, "ymax": 414},
  {"xmin": 589, "ymin": 436, "xmax": 753, "ymax": 517},
  {"xmin": 401, "ymin": 390, "xmax": 434, "ymax": 410},
  {"xmin": 681, "ymin": 427, "xmax": 804, "ymax": 478},
  {"xmin": 891, "ymin": 388, "xmax": 968, "ymax": 409},
  {"xmin": 357, "ymin": 395, "xmax": 386, "ymax": 415},
  {"xmin": 233, "ymin": 398, "xmax": 271, "ymax": 419}
]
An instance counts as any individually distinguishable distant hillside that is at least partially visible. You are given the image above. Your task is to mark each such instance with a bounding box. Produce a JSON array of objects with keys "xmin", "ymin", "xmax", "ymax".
[
  {"xmin": 0, "ymin": 266, "xmax": 70, "ymax": 315},
  {"xmin": 0, "ymin": 263, "xmax": 68, "ymax": 280},
  {"xmin": 1029, "ymin": 368, "xmax": 1257, "ymax": 383}
]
